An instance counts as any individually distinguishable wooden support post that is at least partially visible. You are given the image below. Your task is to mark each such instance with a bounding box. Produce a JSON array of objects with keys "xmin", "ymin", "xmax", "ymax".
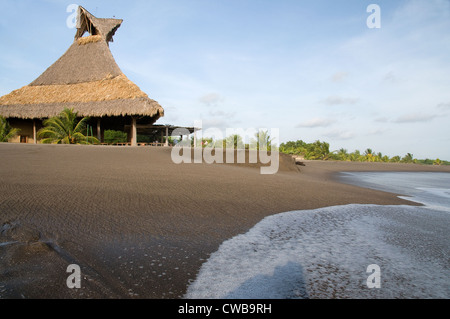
[
  {"xmin": 131, "ymin": 117, "xmax": 137, "ymax": 147},
  {"xmin": 33, "ymin": 120, "xmax": 37, "ymax": 144},
  {"xmin": 97, "ymin": 118, "xmax": 102, "ymax": 142},
  {"xmin": 165, "ymin": 126, "xmax": 169, "ymax": 147}
]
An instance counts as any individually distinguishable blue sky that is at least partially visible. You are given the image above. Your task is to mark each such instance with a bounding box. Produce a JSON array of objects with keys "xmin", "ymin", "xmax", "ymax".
[{"xmin": 1, "ymin": 0, "xmax": 450, "ymax": 159}]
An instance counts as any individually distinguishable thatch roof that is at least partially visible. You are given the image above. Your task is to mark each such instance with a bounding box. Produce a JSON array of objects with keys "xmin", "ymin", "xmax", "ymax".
[
  {"xmin": 30, "ymin": 39, "xmax": 123, "ymax": 86},
  {"xmin": 75, "ymin": 6, "xmax": 122, "ymax": 43},
  {"xmin": 0, "ymin": 6, "xmax": 164, "ymax": 120},
  {"xmin": 0, "ymin": 74, "xmax": 163, "ymax": 119}
]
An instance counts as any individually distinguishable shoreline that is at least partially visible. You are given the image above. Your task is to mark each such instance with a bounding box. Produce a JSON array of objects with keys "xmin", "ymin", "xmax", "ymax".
[{"xmin": 0, "ymin": 144, "xmax": 449, "ymax": 299}]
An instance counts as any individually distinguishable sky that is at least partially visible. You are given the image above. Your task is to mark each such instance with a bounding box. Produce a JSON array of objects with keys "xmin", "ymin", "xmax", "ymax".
[{"xmin": 1, "ymin": 0, "xmax": 449, "ymax": 160}]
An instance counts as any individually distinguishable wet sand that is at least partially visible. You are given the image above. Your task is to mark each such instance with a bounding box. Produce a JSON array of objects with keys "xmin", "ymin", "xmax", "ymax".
[{"xmin": 1, "ymin": 143, "xmax": 449, "ymax": 299}]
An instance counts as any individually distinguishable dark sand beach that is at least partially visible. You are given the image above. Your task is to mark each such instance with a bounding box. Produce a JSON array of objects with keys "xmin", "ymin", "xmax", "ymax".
[{"xmin": 1, "ymin": 143, "xmax": 449, "ymax": 299}]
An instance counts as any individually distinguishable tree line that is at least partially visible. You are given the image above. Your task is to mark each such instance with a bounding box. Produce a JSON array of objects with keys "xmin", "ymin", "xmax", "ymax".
[
  {"xmin": 280, "ymin": 140, "xmax": 448, "ymax": 166},
  {"xmin": 1, "ymin": 112, "xmax": 448, "ymax": 166}
]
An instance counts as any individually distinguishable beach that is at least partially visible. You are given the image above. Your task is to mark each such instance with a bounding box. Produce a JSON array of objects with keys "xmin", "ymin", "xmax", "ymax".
[{"xmin": 0, "ymin": 143, "xmax": 449, "ymax": 299}]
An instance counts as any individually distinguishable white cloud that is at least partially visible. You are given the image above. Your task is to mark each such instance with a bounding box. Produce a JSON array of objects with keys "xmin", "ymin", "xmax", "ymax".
[
  {"xmin": 437, "ymin": 102, "xmax": 450, "ymax": 109},
  {"xmin": 331, "ymin": 72, "xmax": 349, "ymax": 83},
  {"xmin": 199, "ymin": 93, "xmax": 224, "ymax": 107},
  {"xmin": 296, "ymin": 118, "xmax": 335, "ymax": 128},
  {"xmin": 394, "ymin": 113, "xmax": 438, "ymax": 123},
  {"xmin": 201, "ymin": 118, "xmax": 230, "ymax": 131},
  {"xmin": 366, "ymin": 128, "xmax": 386, "ymax": 136},
  {"xmin": 321, "ymin": 96, "xmax": 359, "ymax": 106},
  {"xmin": 323, "ymin": 129, "xmax": 355, "ymax": 140},
  {"xmin": 383, "ymin": 71, "xmax": 397, "ymax": 83},
  {"xmin": 209, "ymin": 110, "xmax": 234, "ymax": 117},
  {"xmin": 374, "ymin": 117, "xmax": 389, "ymax": 123}
]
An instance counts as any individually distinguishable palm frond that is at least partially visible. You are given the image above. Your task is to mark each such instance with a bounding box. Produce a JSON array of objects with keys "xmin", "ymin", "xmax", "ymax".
[
  {"xmin": 37, "ymin": 108, "xmax": 98, "ymax": 145},
  {"xmin": 74, "ymin": 116, "xmax": 90, "ymax": 134},
  {"xmin": 0, "ymin": 116, "xmax": 20, "ymax": 142}
]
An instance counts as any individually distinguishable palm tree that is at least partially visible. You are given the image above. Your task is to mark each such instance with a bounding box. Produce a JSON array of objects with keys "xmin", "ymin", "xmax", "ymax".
[
  {"xmin": 226, "ymin": 134, "xmax": 244, "ymax": 149},
  {"xmin": 373, "ymin": 152, "xmax": 383, "ymax": 162},
  {"xmin": 381, "ymin": 155, "xmax": 390, "ymax": 163},
  {"xmin": 38, "ymin": 108, "xmax": 99, "ymax": 145},
  {"xmin": 349, "ymin": 150, "xmax": 361, "ymax": 162},
  {"xmin": 307, "ymin": 140, "xmax": 330, "ymax": 160},
  {"xmin": 337, "ymin": 148, "xmax": 349, "ymax": 161},
  {"xmin": 253, "ymin": 130, "xmax": 274, "ymax": 151},
  {"xmin": 390, "ymin": 155, "xmax": 401, "ymax": 163},
  {"xmin": 0, "ymin": 116, "xmax": 20, "ymax": 142},
  {"xmin": 401, "ymin": 153, "xmax": 415, "ymax": 163},
  {"xmin": 364, "ymin": 148, "xmax": 375, "ymax": 162}
]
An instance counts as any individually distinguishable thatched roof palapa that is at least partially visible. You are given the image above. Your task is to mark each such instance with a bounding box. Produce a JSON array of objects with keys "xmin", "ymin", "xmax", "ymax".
[{"xmin": 0, "ymin": 6, "xmax": 164, "ymax": 120}]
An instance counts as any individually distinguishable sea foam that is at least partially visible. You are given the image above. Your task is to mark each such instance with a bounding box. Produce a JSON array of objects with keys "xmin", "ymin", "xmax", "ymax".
[{"xmin": 185, "ymin": 172, "xmax": 450, "ymax": 299}]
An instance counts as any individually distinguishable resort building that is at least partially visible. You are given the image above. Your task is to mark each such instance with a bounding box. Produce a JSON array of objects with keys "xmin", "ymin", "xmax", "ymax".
[{"xmin": 0, "ymin": 6, "xmax": 187, "ymax": 146}]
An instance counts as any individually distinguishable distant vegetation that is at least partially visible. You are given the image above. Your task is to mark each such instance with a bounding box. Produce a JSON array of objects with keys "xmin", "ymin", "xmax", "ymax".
[
  {"xmin": 0, "ymin": 116, "xmax": 20, "ymax": 142},
  {"xmin": 190, "ymin": 130, "xmax": 275, "ymax": 151},
  {"xmin": 7, "ymin": 118, "xmax": 446, "ymax": 166},
  {"xmin": 280, "ymin": 140, "xmax": 449, "ymax": 166},
  {"xmin": 104, "ymin": 130, "xmax": 128, "ymax": 144},
  {"xmin": 184, "ymin": 132, "xmax": 448, "ymax": 166}
]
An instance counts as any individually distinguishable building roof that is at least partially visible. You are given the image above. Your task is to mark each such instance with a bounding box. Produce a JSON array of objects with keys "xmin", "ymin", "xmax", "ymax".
[{"xmin": 0, "ymin": 6, "xmax": 164, "ymax": 120}]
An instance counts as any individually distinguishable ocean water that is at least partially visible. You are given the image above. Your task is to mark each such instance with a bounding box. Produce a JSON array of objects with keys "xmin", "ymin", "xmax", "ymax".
[
  {"xmin": 185, "ymin": 172, "xmax": 450, "ymax": 299},
  {"xmin": 339, "ymin": 172, "xmax": 450, "ymax": 213}
]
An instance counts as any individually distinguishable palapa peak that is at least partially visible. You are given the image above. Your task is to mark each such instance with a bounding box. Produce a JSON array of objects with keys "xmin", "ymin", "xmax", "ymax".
[
  {"xmin": 75, "ymin": 6, "xmax": 123, "ymax": 43},
  {"xmin": 29, "ymin": 6, "xmax": 125, "ymax": 87}
]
